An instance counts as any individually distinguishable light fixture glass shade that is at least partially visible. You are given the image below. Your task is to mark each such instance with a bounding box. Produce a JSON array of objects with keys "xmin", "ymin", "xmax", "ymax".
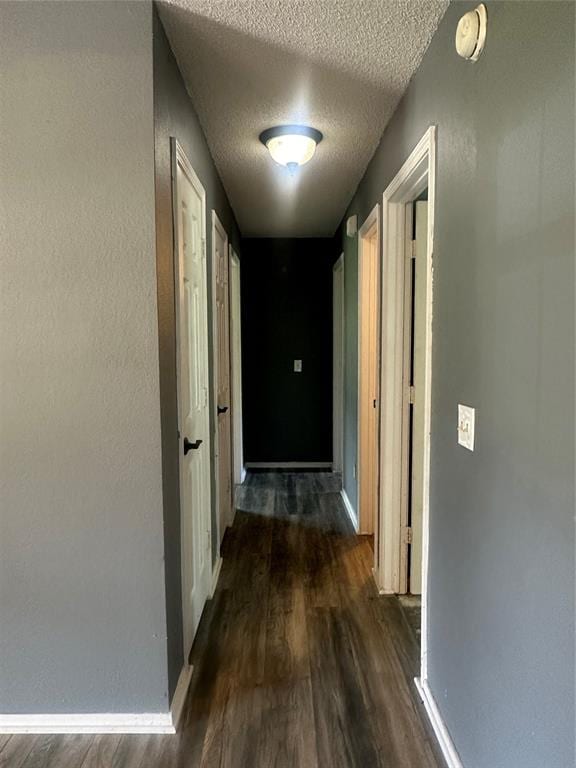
[
  {"xmin": 259, "ymin": 125, "xmax": 323, "ymax": 169},
  {"xmin": 266, "ymin": 134, "xmax": 318, "ymax": 167}
]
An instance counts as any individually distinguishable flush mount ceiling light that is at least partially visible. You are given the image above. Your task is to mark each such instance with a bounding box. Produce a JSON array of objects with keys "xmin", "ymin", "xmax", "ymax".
[{"xmin": 259, "ymin": 125, "xmax": 323, "ymax": 172}]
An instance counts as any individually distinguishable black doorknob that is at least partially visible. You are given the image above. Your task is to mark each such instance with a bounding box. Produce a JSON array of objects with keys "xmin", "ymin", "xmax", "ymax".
[
  {"xmin": 183, "ymin": 437, "xmax": 202, "ymax": 455},
  {"xmin": 217, "ymin": 405, "xmax": 229, "ymax": 415}
]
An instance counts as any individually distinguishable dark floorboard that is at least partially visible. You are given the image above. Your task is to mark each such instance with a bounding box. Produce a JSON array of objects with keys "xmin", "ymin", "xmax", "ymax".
[{"xmin": 1, "ymin": 472, "xmax": 444, "ymax": 768}]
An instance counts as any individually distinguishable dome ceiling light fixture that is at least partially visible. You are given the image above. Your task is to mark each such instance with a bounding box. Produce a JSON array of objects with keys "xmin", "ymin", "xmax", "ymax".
[{"xmin": 259, "ymin": 125, "xmax": 323, "ymax": 173}]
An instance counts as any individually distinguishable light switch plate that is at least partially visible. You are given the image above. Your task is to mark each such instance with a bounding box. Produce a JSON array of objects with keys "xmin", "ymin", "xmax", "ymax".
[
  {"xmin": 294, "ymin": 359, "xmax": 302, "ymax": 373},
  {"xmin": 458, "ymin": 404, "xmax": 475, "ymax": 451}
]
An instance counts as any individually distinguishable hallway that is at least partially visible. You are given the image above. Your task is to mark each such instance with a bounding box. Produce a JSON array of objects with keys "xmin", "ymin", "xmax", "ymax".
[
  {"xmin": 183, "ymin": 471, "xmax": 443, "ymax": 766},
  {"xmin": 0, "ymin": 473, "xmax": 443, "ymax": 768}
]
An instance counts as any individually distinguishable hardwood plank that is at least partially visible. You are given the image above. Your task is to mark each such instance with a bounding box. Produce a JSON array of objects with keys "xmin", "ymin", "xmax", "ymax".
[
  {"xmin": 0, "ymin": 735, "xmax": 37, "ymax": 768},
  {"xmin": 20, "ymin": 735, "xmax": 93, "ymax": 768},
  {"xmin": 79, "ymin": 735, "xmax": 121, "ymax": 768}
]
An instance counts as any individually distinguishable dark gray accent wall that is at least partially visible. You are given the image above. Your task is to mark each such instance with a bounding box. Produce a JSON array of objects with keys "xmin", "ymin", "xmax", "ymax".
[
  {"xmin": 0, "ymin": 1, "xmax": 170, "ymax": 713},
  {"xmin": 340, "ymin": 2, "xmax": 574, "ymax": 766},
  {"xmin": 241, "ymin": 239, "xmax": 337, "ymax": 463},
  {"xmin": 153, "ymin": 10, "xmax": 241, "ymax": 699}
]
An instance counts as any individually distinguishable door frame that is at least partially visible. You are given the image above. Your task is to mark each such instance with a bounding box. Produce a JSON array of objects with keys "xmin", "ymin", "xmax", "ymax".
[
  {"xmin": 332, "ymin": 253, "xmax": 345, "ymax": 474},
  {"xmin": 357, "ymin": 204, "xmax": 381, "ymax": 536},
  {"xmin": 229, "ymin": 245, "xmax": 245, "ymax": 487},
  {"xmin": 171, "ymin": 138, "xmax": 212, "ymax": 661},
  {"xmin": 377, "ymin": 127, "xmax": 436, "ymax": 685},
  {"xmin": 211, "ymin": 210, "xmax": 231, "ymax": 546}
]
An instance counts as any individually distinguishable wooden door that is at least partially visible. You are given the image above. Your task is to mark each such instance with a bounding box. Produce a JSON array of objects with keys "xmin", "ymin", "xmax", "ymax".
[
  {"xmin": 173, "ymin": 141, "xmax": 211, "ymax": 659},
  {"xmin": 358, "ymin": 214, "xmax": 380, "ymax": 535},
  {"xmin": 213, "ymin": 214, "xmax": 232, "ymax": 543}
]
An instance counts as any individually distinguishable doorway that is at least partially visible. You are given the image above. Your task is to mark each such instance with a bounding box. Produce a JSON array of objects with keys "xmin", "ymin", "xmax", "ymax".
[
  {"xmin": 358, "ymin": 206, "xmax": 381, "ymax": 538},
  {"xmin": 171, "ymin": 139, "xmax": 212, "ymax": 661},
  {"xmin": 378, "ymin": 127, "xmax": 436, "ymax": 708},
  {"xmin": 212, "ymin": 211, "xmax": 233, "ymax": 546},
  {"xmin": 332, "ymin": 254, "xmax": 344, "ymax": 474}
]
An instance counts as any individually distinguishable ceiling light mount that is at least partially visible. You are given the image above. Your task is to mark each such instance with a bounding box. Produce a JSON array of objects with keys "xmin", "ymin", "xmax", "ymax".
[{"xmin": 259, "ymin": 125, "xmax": 323, "ymax": 172}]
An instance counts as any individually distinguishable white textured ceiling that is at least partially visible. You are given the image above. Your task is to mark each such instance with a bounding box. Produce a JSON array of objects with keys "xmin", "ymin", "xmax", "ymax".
[{"xmin": 158, "ymin": 0, "xmax": 449, "ymax": 237}]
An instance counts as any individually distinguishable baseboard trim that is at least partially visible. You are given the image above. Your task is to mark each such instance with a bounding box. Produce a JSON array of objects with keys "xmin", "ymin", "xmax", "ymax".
[
  {"xmin": 0, "ymin": 712, "xmax": 175, "ymax": 735},
  {"xmin": 415, "ymin": 678, "xmax": 463, "ymax": 768},
  {"xmin": 244, "ymin": 462, "xmax": 332, "ymax": 469},
  {"xmin": 0, "ymin": 665, "xmax": 196, "ymax": 736},
  {"xmin": 211, "ymin": 555, "xmax": 223, "ymax": 597},
  {"xmin": 340, "ymin": 489, "xmax": 358, "ymax": 532},
  {"xmin": 170, "ymin": 664, "xmax": 193, "ymax": 732}
]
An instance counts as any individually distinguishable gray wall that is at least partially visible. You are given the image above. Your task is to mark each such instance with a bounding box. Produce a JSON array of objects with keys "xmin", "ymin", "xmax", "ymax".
[
  {"xmin": 340, "ymin": 2, "xmax": 575, "ymax": 766},
  {"xmin": 0, "ymin": 1, "xmax": 170, "ymax": 713},
  {"xmin": 153, "ymin": 9, "xmax": 242, "ymax": 699}
]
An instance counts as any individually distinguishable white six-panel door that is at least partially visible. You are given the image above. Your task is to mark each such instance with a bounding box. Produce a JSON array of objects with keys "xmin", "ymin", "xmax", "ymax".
[
  {"xmin": 212, "ymin": 213, "xmax": 232, "ymax": 544},
  {"xmin": 173, "ymin": 140, "xmax": 212, "ymax": 661}
]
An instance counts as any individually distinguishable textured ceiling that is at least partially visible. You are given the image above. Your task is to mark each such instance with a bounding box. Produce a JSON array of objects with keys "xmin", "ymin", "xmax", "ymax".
[{"xmin": 158, "ymin": 0, "xmax": 449, "ymax": 237}]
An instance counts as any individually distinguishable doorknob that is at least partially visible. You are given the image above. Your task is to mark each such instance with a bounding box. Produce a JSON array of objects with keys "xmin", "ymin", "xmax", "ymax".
[
  {"xmin": 217, "ymin": 405, "xmax": 228, "ymax": 415},
  {"xmin": 183, "ymin": 437, "xmax": 202, "ymax": 455}
]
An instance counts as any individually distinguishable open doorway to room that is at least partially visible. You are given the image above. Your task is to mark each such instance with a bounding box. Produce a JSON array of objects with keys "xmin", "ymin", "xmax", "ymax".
[
  {"xmin": 378, "ymin": 128, "xmax": 436, "ymax": 699},
  {"xmin": 358, "ymin": 206, "xmax": 381, "ymax": 551},
  {"xmin": 397, "ymin": 190, "xmax": 429, "ymax": 644}
]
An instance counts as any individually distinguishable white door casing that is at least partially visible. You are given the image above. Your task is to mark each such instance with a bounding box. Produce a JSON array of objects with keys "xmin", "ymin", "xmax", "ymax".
[
  {"xmin": 172, "ymin": 139, "xmax": 212, "ymax": 661},
  {"xmin": 409, "ymin": 201, "xmax": 428, "ymax": 594},
  {"xmin": 229, "ymin": 247, "xmax": 244, "ymax": 487},
  {"xmin": 332, "ymin": 254, "xmax": 344, "ymax": 474}
]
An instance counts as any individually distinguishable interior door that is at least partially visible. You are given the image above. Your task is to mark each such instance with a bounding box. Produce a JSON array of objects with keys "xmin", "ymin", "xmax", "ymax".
[
  {"xmin": 174, "ymin": 142, "xmax": 212, "ymax": 660},
  {"xmin": 409, "ymin": 201, "xmax": 428, "ymax": 594},
  {"xmin": 213, "ymin": 215, "xmax": 232, "ymax": 542}
]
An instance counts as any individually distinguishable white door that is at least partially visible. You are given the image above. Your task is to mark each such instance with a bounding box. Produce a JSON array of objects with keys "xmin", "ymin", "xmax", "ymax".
[
  {"xmin": 409, "ymin": 201, "xmax": 428, "ymax": 594},
  {"xmin": 212, "ymin": 213, "xmax": 232, "ymax": 543},
  {"xmin": 332, "ymin": 255, "xmax": 344, "ymax": 473},
  {"xmin": 173, "ymin": 140, "xmax": 212, "ymax": 660},
  {"xmin": 229, "ymin": 248, "xmax": 244, "ymax": 486}
]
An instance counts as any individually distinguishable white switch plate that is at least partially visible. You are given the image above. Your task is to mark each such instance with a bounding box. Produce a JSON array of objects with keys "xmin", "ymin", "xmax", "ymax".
[
  {"xmin": 458, "ymin": 404, "xmax": 475, "ymax": 451},
  {"xmin": 294, "ymin": 359, "xmax": 302, "ymax": 373}
]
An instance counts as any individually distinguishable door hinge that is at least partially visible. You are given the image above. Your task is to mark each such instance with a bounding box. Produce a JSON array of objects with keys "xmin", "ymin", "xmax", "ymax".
[
  {"xmin": 409, "ymin": 239, "xmax": 417, "ymax": 259},
  {"xmin": 408, "ymin": 385, "xmax": 415, "ymax": 405},
  {"xmin": 403, "ymin": 526, "xmax": 413, "ymax": 544}
]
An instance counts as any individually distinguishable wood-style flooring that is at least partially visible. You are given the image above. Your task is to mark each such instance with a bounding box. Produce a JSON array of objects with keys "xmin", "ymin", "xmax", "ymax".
[{"xmin": 1, "ymin": 472, "xmax": 443, "ymax": 768}]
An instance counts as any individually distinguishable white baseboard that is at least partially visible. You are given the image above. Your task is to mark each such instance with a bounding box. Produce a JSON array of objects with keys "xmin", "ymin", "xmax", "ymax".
[
  {"xmin": 415, "ymin": 678, "xmax": 463, "ymax": 768},
  {"xmin": 211, "ymin": 555, "xmax": 223, "ymax": 597},
  {"xmin": 0, "ymin": 712, "xmax": 175, "ymax": 735},
  {"xmin": 170, "ymin": 664, "xmax": 193, "ymax": 732},
  {"xmin": 244, "ymin": 462, "xmax": 332, "ymax": 469},
  {"xmin": 0, "ymin": 665, "xmax": 196, "ymax": 736},
  {"xmin": 340, "ymin": 488, "xmax": 358, "ymax": 532}
]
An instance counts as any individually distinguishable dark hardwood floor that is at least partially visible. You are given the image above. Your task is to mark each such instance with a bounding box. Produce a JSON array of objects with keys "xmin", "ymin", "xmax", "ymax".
[{"xmin": 2, "ymin": 472, "xmax": 443, "ymax": 768}]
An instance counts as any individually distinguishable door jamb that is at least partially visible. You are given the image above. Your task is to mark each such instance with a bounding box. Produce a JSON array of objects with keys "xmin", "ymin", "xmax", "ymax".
[
  {"xmin": 229, "ymin": 245, "xmax": 245, "ymax": 487},
  {"xmin": 377, "ymin": 126, "xmax": 436, "ymax": 687},
  {"xmin": 211, "ymin": 210, "xmax": 229, "ymax": 547},
  {"xmin": 357, "ymin": 204, "xmax": 381, "ymax": 536},
  {"xmin": 332, "ymin": 253, "xmax": 345, "ymax": 474}
]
